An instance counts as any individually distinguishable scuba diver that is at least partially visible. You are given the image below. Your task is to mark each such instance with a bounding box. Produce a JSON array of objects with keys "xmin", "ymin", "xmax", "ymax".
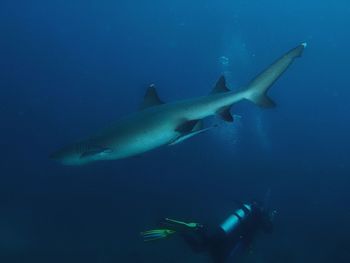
[{"xmin": 141, "ymin": 201, "xmax": 276, "ymax": 263}]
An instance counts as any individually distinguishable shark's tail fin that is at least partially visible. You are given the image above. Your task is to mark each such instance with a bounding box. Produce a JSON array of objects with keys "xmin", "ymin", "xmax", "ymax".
[{"xmin": 244, "ymin": 43, "xmax": 307, "ymax": 108}]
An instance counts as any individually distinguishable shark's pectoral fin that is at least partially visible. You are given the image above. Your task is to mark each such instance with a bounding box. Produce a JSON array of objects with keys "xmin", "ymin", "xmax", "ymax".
[
  {"xmin": 139, "ymin": 84, "xmax": 164, "ymax": 110},
  {"xmin": 192, "ymin": 119, "xmax": 204, "ymax": 131},
  {"xmin": 217, "ymin": 106, "xmax": 234, "ymax": 122},
  {"xmin": 80, "ymin": 147, "xmax": 113, "ymax": 158},
  {"xmin": 171, "ymin": 120, "xmax": 217, "ymax": 146},
  {"xmin": 211, "ymin": 75, "xmax": 230, "ymax": 94},
  {"xmin": 175, "ymin": 119, "xmax": 201, "ymax": 133},
  {"xmin": 169, "ymin": 124, "xmax": 216, "ymax": 146}
]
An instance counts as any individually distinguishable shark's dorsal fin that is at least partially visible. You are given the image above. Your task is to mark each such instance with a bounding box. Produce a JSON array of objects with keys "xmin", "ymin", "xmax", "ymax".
[
  {"xmin": 211, "ymin": 76, "xmax": 230, "ymax": 94},
  {"xmin": 217, "ymin": 106, "xmax": 234, "ymax": 122},
  {"xmin": 140, "ymin": 84, "xmax": 164, "ymax": 110}
]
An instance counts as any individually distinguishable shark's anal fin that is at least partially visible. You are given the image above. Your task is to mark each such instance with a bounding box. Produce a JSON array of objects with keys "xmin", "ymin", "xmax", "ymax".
[
  {"xmin": 171, "ymin": 120, "xmax": 216, "ymax": 146},
  {"xmin": 217, "ymin": 106, "xmax": 234, "ymax": 122},
  {"xmin": 211, "ymin": 75, "xmax": 230, "ymax": 94},
  {"xmin": 139, "ymin": 84, "xmax": 164, "ymax": 110}
]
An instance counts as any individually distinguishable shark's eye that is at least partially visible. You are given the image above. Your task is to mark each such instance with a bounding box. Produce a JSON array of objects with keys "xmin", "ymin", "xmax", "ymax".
[{"xmin": 75, "ymin": 139, "xmax": 98, "ymax": 153}]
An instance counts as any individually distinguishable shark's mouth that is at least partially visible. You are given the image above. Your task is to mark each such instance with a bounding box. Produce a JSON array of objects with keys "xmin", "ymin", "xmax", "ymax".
[{"xmin": 79, "ymin": 147, "xmax": 113, "ymax": 159}]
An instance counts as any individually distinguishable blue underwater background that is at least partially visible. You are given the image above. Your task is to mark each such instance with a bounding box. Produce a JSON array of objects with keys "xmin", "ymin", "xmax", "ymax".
[{"xmin": 0, "ymin": 0, "xmax": 349, "ymax": 262}]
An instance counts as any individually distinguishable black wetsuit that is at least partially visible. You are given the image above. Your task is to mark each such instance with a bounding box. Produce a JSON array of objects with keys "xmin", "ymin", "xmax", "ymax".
[{"xmin": 180, "ymin": 203, "xmax": 272, "ymax": 263}]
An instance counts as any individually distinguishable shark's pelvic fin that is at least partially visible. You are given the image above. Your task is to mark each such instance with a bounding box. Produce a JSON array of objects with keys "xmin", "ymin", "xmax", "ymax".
[
  {"xmin": 211, "ymin": 75, "xmax": 230, "ymax": 94},
  {"xmin": 217, "ymin": 106, "xmax": 234, "ymax": 122},
  {"xmin": 244, "ymin": 42, "xmax": 306, "ymax": 108},
  {"xmin": 139, "ymin": 84, "xmax": 164, "ymax": 110}
]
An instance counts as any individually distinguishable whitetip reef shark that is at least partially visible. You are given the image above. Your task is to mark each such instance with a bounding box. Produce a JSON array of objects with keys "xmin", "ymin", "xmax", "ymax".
[{"xmin": 50, "ymin": 43, "xmax": 306, "ymax": 165}]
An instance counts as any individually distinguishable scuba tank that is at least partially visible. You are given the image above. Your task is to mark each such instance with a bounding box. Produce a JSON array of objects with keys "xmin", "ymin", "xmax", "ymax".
[{"xmin": 220, "ymin": 203, "xmax": 253, "ymax": 235}]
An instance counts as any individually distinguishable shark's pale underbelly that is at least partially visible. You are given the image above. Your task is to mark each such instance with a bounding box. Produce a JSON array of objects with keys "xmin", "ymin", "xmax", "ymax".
[{"xmin": 105, "ymin": 125, "xmax": 177, "ymax": 160}]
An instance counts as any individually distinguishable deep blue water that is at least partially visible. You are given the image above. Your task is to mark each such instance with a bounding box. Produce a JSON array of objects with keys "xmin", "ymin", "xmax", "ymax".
[{"xmin": 0, "ymin": 0, "xmax": 349, "ymax": 262}]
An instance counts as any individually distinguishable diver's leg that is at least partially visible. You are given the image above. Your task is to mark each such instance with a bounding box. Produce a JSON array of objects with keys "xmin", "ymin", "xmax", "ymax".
[{"xmin": 180, "ymin": 226, "xmax": 211, "ymax": 253}]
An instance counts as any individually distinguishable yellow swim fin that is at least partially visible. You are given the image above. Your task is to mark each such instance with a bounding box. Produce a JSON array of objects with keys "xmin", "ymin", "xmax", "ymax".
[{"xmin": 140, "ymin": 229, "xmax": 176, "ymax": 242}]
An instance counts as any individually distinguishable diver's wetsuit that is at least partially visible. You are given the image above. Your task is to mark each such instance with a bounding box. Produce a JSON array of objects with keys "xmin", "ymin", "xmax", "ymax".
[{"xmin": 180, "ymin": 202, "xmax": 273, "ymax": 263}]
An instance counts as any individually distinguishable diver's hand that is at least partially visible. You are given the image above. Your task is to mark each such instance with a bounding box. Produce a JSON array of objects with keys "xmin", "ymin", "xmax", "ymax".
[{"xmin": 163, "ymin": 218, "xmax": 203, "ymax": 231}]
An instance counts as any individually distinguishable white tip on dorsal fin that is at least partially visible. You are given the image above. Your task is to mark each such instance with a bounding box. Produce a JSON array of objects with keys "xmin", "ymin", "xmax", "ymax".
[
  {"xmin": 139, "ymin": 84, "xmax": 164, "ymax": 110},
  {"xmin": 211, "ymin": 75, "xmax": 230, "ymax": 94}
]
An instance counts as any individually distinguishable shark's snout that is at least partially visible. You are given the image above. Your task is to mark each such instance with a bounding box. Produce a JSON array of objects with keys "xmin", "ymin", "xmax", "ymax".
[
  {"xmin": 49, "ymin": 146, "xmax": 81, "ymax": 165},
  {"xmin": 49, "ymin": 143, "xmax": 112, "ymax": 165}
]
